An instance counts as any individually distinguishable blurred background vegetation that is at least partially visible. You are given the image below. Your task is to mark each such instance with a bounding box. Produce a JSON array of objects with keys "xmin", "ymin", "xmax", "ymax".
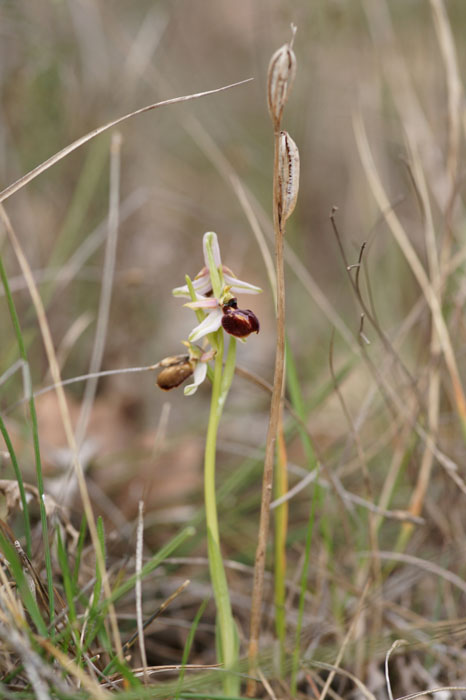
[{"xmin": 2, "ymin": 0, "xmax": 466, "ymax": 693}]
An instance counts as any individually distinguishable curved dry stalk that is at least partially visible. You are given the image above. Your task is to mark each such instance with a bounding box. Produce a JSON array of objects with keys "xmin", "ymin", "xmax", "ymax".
[
  {"xmin": 247, "ymin": 33, "xmax": 299, "ymax": 690},
  {"xmin": 329, "ymin": 210, "xmax": 421, "ymax": 406},
  {"xmin": 397, "ymin": 687, "xmax": 466, "ymax": 700},
  {"xmin": 385, "ymin": 639, "xmax": 407, "ymax": 700},
  {"xmin": 5, "ymin": 364, "xmax": 159, "ymax": 414},
  {"xmin": 0, "ymin": 79, "xmax": 252, "ymax": 203},
  {"xmin": 247, "ymin": 126, "xmax": 287, "ymax": 695},
  {"xmin": 121, "ymin": 579, "xmax": 191, "ymax": 654},
  {"xmin": 309, "ymin": 661, "xmax": 375, "ymax": 700},
  {"xmin": 401, "ymin": 136, "xmax": 441, "ymax": 536},
  {"xmin": 364, "ymin": 550, "xmax": 466, "ymax": 597}
]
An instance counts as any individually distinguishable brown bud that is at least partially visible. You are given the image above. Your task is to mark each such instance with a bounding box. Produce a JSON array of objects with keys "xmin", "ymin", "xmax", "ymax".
[
  {"xmin": 221, "ymin": 298, "xmax": 260, "ymax": 338},
  {"xmin": 278, "ymin": 130, "xmax": 300, "ymax": 223},
  {"xmin": 267, "ymin": 42, "xmax": 297, "ymax": 128},
  {"xmin": 156, "ymin": 355, "xmax": 194, "ymax": 390}
]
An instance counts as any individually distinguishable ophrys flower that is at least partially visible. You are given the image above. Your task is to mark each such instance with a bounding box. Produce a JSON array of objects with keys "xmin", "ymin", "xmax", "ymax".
[{"xmin": 174, "ymin": 232, "xmax": 261, "ymax": 343}]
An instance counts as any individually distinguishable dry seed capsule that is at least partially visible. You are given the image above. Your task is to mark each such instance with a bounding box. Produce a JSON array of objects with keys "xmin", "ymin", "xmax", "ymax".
[
  {"xmin": 156, "ymin": 355, "xmax": 194, "ymax": 390},
  {"xmin": 278, "ymin": 130, "xmax": 300, "ymax": 223},
  {"xmin": 267, "ymin": 42, "xmax": 297, "ymax": 128}
]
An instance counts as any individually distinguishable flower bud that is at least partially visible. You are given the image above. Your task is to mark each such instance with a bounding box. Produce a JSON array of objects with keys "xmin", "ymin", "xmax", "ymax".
[
  {"xmin": 278, "ymin": 130, "xmax": 300, "ymax": 223},
  {"xmin": 267, "ymin": 42, "xmax": 297, "ymax": 128},
  {"xmin": 156, "ymin": 355, "xmax": 194, "ymax": 391},
  {"xmin": 221, "ymin": 298, "xmax": 260, "ymax": 338}
]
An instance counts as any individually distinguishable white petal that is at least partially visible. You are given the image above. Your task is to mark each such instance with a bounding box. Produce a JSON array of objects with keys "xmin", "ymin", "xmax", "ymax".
[
  {"xmin": 184, "ymin": 362, "xmax": 208, "ymax": 396},
  {"xmin": 173, "ymin": 276, "xmax": 211, "ymax": 298},
  {"xmin": 223, "ymin": 274, "xmax": 262, "ymax": 294},
  {"xmin": 203, "ymin": 232, "xmax": 222, "ymax": 269},
  {"xmin": 188, "ymin": 309, "xmax": 223, "ymax": 342}
]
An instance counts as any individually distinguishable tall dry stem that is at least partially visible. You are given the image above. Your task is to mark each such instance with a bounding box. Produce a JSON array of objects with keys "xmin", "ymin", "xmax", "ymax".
[{"xmin": 247, "ymin": 28, "xmax": 299, "ymax": 696}]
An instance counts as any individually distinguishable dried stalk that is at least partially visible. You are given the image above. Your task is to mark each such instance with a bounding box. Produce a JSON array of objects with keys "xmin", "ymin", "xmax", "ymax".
[{"xmin": 247, "ymin": 29, "xmax": 298, "ymax": 696}]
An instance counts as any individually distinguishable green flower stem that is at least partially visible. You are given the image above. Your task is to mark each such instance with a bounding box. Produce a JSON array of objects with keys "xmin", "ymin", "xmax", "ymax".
[
  {"xmin": 204, "ymin": 330, "xmax": 238, "ymax": 694},
  {"xmin": 204, "ymin": 330, "xmax": 224, "ymax": 543},
  {"xmin": 219, "ymin": 337, "xmax": 236, "ymax": 411}
]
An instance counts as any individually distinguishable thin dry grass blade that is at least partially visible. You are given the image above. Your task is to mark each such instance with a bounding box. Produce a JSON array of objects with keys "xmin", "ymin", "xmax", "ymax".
[
  {"xmin": 136, "ymin": 501, "xmax": 148, "ymax": 684},
  {"xmin": 318, "ymin": 580, "xmax": 370, "ymax": 700},
  {"xmin": 75, "ymin": 131, "xmax": 122, "ymax": 451},
  {"xmin": 310, "ymin": 662, "xmax": 376, "ymax": 700},
  {"xmin": 362, "ymin": 0, "xmax": 449, "ymax": 209},
  {"xmin": 396, "ymin": 687, "xmax": 466, "ymax": 700},
  {"xmin": 0, "ymin": 79, "xmax": 252, "ymax": 203},
  {"xmin": 401, "ymin": 135, "xmax": 441, "ymax": 534},
  {"xmin": 365, "ymin": 551, "xmax": 466, "ymax": 596},
  {"xmin": 430, "ymin": 0, "xmax": 463, "ymax": 194},
  {"xmin": 39, "ymin": 637, "xmax": 110, "ymax": 699},
  {"xmin": 385, "ymin": 639, "xmax": 406, "ymax": 700},
  {"xmin": 122, "ymin": 579, "xmax": 191, "ymax": 653}
]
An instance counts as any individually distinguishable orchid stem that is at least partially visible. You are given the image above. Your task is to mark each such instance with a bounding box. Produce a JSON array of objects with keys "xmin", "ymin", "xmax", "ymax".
[{"xmin": 204, "ymin": 329, "xmax": 238, "ymax": 695}]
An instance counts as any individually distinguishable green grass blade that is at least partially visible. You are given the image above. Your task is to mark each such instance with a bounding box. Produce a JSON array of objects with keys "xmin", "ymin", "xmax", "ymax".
[
  {"xmin": 0, "ymin": 529, "xmax": 47, "ymax": 636},
  {"xmin": 290, "ymin": 479, "xmax": 319, "ymax": 695},
  {"xmin": 72, "ymin": 513, "xmax": 87, "ymax": 591},
  {"xmin": 175, "ymin": 597, "xmax": 209, "ymax": 700},
  {"xmin": 0, "ymin": 415, "xmax": 32, "ymax": 555},
  {"xmin": 0, "ymin": 253, "xmax": 54, "ymax": 622},
  {"xmin": 55, "ymin": 526, "xmax": 79, "ymax": 657}
]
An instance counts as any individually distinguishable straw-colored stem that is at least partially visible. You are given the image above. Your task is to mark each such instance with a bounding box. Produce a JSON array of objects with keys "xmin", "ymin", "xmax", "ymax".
[
  {"xmin": 247, "ymin": 128, "xmax": 286, "ymax": 695},
  {"xmin": 273, "ymin": 411, "xmax": 288, "ymax": 677}
]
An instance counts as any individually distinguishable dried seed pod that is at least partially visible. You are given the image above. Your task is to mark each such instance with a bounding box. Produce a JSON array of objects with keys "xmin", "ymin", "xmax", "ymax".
[
  {"xmin": 267, "ymin": 42, "xmax": 297, "ymax": 128},
  {"xmin": 278, "ymin": 130, "xmax": 300, "ymax": 223},
  {"xmin": 156, "ymin": 355, "xmax": 194, "ymax": 391},
  {"xmin": 221, "ymin": 298, "xmax": 260, "ymax": 338}
]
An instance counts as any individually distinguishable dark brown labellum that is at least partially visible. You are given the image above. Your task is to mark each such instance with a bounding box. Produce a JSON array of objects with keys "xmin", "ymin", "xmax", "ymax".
[
  {"xmin": 221, "ymin": 300, "xmax": 260, "ymax": 338},
  {"xmin": 156, "ymin": 356, "xmax": 194, "ymax": 390}
]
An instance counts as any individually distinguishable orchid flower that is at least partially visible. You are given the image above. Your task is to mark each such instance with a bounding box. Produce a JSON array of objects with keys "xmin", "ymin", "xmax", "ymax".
[
  {"xmin": 157, "ymin": 232, "xmax": 261, "ymax": 396},
  {"xmin": 173, "ymin": 232, "xmax": 262, "ymax": 343},
  {"xmin": 185, "ymin": 294, "xmax": 260, "ymax": 342}
]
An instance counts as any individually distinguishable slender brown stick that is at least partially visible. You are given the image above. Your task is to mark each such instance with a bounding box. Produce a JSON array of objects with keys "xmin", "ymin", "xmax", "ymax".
[
  {"xmin": 247, "ymin": 132, "xmax": 285, "ymax": 697},
  {"xmin": 247, "ymin": 33, "xmax": 298, "ymax": 695}
]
